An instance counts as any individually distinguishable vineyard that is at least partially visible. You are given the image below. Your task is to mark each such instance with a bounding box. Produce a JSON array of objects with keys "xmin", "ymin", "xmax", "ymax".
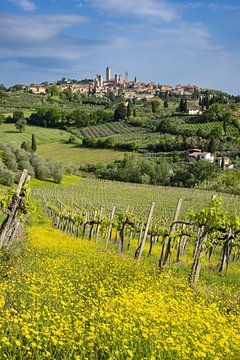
[
  {"xmin": 32, "ymin": 177, "xmax": 240, "ymax": 287},
  {"xmin": 180, "ymin": 121, "xmax": 238, "ymax": 134},
  {"xmin": 33, "ymin": 178, "xmax": 240, "ymax": 223},
  {"xmin": 0, "ymin": 175, "xmax": 240, "ymax": 359},
  {"xmin": 78, "ymin": 121, "xmax": 144, "ymax": 139}
]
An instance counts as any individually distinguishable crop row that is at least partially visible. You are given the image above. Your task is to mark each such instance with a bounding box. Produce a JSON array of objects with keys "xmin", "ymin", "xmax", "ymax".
[
  {"xmin": 33, "ymin": 178, "xmax": 240, "ymax": 224},
  {"xmin": 181, "ymin": 121, "xmax": 238, "ymax": 134},
  {"xmin": 79, "ymin": 121, "xmax": 142, "ymax": 139}
]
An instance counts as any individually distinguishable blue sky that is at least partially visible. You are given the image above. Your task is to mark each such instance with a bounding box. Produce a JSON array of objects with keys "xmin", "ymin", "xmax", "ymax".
[{"xmin": 0, "ymin": 0, "xmax": 239, "ymax": 94}]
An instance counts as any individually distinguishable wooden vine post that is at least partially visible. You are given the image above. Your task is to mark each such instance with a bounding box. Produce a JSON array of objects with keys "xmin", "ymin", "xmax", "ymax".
[
  {"xmin": 159, "ymin": 198, "xmax": 182, "ymax": 269},
  {"xmin": 104, "ymin": 205, "xmax": 116, "ymax": 251},
  {"xmin": 0, "ymin": 169, "xmax": 30, "ymax": 248},
  {"xmin": 137, "ymin": 202, "xmax": 155, "ymax": 261},
  {"xmin": 95, "ymin": 207, "xmax": 103, "ymax": 243}
]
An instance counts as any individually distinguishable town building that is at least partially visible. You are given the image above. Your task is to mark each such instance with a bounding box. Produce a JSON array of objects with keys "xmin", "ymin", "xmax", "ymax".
[
  {"xmin": 106, "ymin": 66, "xmax": 111, "ymax": 82},
  {"xmin": 29, "ymin": 84, "xmax": 47, "ymax": 94}
]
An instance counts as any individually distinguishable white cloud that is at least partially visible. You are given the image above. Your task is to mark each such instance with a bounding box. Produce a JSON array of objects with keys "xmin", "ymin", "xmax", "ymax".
[
  {"xmin": 9, "ymin": 0, "xmax": 36, "ymax": 11},
  {"xmin": 0, "ymin": 14, "xmax": 113, "ymax": 61},
  {"xmin": 89, "ymin": 0, "xmax": 178, "ymax": 22},
  {"xmin": 177, "ymin": 2, "xmax": 240, "ymax": 12},
  {"xmin": 0, "ymin": 14, "xmax": 88, "ymax": 43},
  {"xmin": 140, "ymin": 21, "xmax": 230, "ymax": 62}
]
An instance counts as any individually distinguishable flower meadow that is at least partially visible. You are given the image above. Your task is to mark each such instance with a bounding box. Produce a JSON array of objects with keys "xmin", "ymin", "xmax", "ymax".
[{"xmin": 0, "ymin": 226, "xmax": 240, "ymax": 360}]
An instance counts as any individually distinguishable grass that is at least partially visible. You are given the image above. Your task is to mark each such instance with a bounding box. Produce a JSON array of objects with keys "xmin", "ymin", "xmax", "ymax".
[
  {"xmin": 0, "ymin": 124, "xmax": 70, "ymax": 146},
  {"xmin": 37, "ymin": 143, "xmax": 125, "ymax": 166},
  {"xmin": 29, "ymin": 174, "xmax": 82, "ymax": 188}
]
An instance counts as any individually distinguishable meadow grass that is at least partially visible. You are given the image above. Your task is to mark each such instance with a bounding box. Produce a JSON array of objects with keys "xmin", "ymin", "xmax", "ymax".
[
  {"xmin": 37, "ymin": 143, "xmax": 125, "ymax": 166},
  {"xmin": 0, "ymin": 124, "xmax": 70, "ymax": 146}
]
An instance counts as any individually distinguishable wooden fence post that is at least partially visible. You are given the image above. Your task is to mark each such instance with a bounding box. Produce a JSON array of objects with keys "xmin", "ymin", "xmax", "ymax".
[
  {"xmin": 95, "ymin": 207, "xmax": 103, "ymax": 243},
  {"xmin": 0, "ymin": 169, "xmax": 30, "ymax": 248},
  {"xmin": 137, "ymin": 202, "xmax": 155, "ymax": 261},
  {"xmin": 104, "ymin": 206, "xmax": 116, "ymax": 251}
]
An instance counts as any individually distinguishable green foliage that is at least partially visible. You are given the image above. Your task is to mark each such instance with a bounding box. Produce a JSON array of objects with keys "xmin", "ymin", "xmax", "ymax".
[
  {"xmin": 114, "ymin": 103, "xmax": 127, "ymax": 121},
  {"xmin": 31, "ymin": 134, "xmax": 37, "ymax": 152},
  {"xmin": 95, "ymin": 154, "xmax": 220, "ymax": 189},
  {"xmin": 68, "ymin": 135, "xmax": 76, "ymax": 144},
  {"xmin": 189, "ymin": 196, "xmax": 225, "ymax": 230},
  {"xmin": 96, "ymin": 154, "xmax": 172, "ymax": 186},
  {"xmin": 173, "ymin": 161, "xmax": 220, "ymax": 188},
  {"xmin": 15, "ymin": 118, "xmax": 27, "ymax": 133},
  {"xmin": 21, "ymin": 141, "xmax": 31, "ymax": 152},
  {"xmin": 198, "ymin": 168, "xmax": 240, "ymax": 195},
  {"xmin": 0, "ymin": 115, "xmax": 5, "ymax": 126},
  {"xmin": 13, "ymin": 110, "xmax": 25, "ymax": 123},
  {"xmin": 0, "ymin": 143, "xmax": 65, "ymax": 185}
]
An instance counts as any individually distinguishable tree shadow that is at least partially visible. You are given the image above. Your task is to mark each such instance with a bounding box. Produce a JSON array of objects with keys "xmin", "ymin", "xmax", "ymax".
[{"xmin": 4, "ymin": 130, "xmax": 20, "ymax": 134}]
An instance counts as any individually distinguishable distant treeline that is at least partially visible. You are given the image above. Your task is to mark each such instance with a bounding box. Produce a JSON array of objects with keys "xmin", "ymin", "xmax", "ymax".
[
  {"xmin": 86, "ymin": 154, "xmax": 221, "ymax": 188},
  {"xmin": 5, "ymin": 108, "xmax": 114, "ymax": 129}
]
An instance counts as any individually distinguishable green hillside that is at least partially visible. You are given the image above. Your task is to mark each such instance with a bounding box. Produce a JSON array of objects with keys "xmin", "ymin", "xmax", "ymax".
[
  {"xmin": 0, "ymin": 123, "xmax": 70, "ymax": 145},
  {"xmin": 37, "ymin": 143, "xmax": 124, "ymax": 166}
]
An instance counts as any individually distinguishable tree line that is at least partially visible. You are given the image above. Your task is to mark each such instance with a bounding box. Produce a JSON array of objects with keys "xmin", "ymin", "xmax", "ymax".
[
  {"xmin": 0, "ymin": 143, "xmax": 65, "ymax": 186},
  {"xmin": 88, "ymin": 154, "xmax": 220, "ymax": 188}
]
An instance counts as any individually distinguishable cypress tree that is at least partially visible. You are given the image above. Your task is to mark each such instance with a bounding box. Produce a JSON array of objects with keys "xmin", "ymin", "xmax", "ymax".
[
  {"xmin": 127, "ymin": 103, "xmax": 131, "ymax": 118},
  {"xmin": 164, "ymin": 100, "xmax": 169, "ymax": 108},
  {"xmin": 184, "ymin": 99, "xmax": 188, "ymax": 113},
  {"xmin": 179, "ymin": 97, "xmax": 184, "ymax": 112},
  {"xmin": 31, "ymin": 134, "xmax": 37, "ymax": 152}
]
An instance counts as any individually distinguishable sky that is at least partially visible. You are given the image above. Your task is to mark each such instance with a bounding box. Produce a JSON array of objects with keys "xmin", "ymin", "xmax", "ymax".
[{"xmin": 0, "ymin": 0, "xmax": 239, "ymax": 94}]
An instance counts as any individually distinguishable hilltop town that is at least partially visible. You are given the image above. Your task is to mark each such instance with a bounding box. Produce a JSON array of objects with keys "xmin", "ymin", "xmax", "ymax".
[{"xmin": 8, "ymin": 66, "xmax": 214, "ymax": 105}]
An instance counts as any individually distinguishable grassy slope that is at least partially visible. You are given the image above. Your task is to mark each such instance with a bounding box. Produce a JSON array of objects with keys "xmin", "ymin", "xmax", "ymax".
[
  {"xmin": 37, "ymin": 143, "xmax": 125, "ymax": 166},
  {"xmin": 0, "ymin": 123, "xmax": 124, "ymax": 166},
  {"xmin": 0, "ymin": 123, "xmax": 70, "ymax": 145}
]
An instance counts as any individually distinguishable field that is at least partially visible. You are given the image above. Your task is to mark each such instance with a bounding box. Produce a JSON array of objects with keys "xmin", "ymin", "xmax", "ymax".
[
  {"xmin": 0, "ymin": 123, "xmax": 125, "ymax": 167},
  {"xmin": 37, "ymin": 143, "xmax": 125, "ymax": 166},
  {"xmin": 0, "ymin": 123, "xmax": 70, "ymax": 145},
  {"xmin": 0, "ymin": 223, "xmax": 239, "ymax": 360},
  {"xmin": 33, "ymin": 177, "xmax": 240, "ymax": 223}
]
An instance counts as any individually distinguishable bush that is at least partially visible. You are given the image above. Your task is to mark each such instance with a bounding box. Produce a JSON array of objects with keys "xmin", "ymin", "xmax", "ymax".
[
  {"xmin": 0, "ymin": 166, "xmax": 15, "ymax": 186},
  {"xmin": 50, "ymin": 163, "xmax": 64, "ymax": 184}
]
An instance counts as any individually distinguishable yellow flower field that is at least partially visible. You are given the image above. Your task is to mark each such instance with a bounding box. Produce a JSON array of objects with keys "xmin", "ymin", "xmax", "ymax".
[{"xmin": 0, "ymin": 226, "xmax": 240, "ymax": 359}]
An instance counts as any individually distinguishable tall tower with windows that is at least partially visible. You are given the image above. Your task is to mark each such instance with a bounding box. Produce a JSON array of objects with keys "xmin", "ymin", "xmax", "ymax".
[
  {"xmin": 125, "ymin": 71, "xmax": 129, "ymax": 83},
  {"xmin": 106, "ymin": 66, "xmax": 111, "ymax": 82}
]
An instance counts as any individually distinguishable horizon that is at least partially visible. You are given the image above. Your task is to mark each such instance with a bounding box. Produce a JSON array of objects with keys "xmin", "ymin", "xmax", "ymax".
[{"xmin": 0, "ymin": 0, "xmax": 239, "ymax": 95}]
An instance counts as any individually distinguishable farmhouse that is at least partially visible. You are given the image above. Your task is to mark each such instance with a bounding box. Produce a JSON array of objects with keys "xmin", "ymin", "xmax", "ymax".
[{"xmin": 188, "ymin": 150, "xmax": 214, "ymax": 163}]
